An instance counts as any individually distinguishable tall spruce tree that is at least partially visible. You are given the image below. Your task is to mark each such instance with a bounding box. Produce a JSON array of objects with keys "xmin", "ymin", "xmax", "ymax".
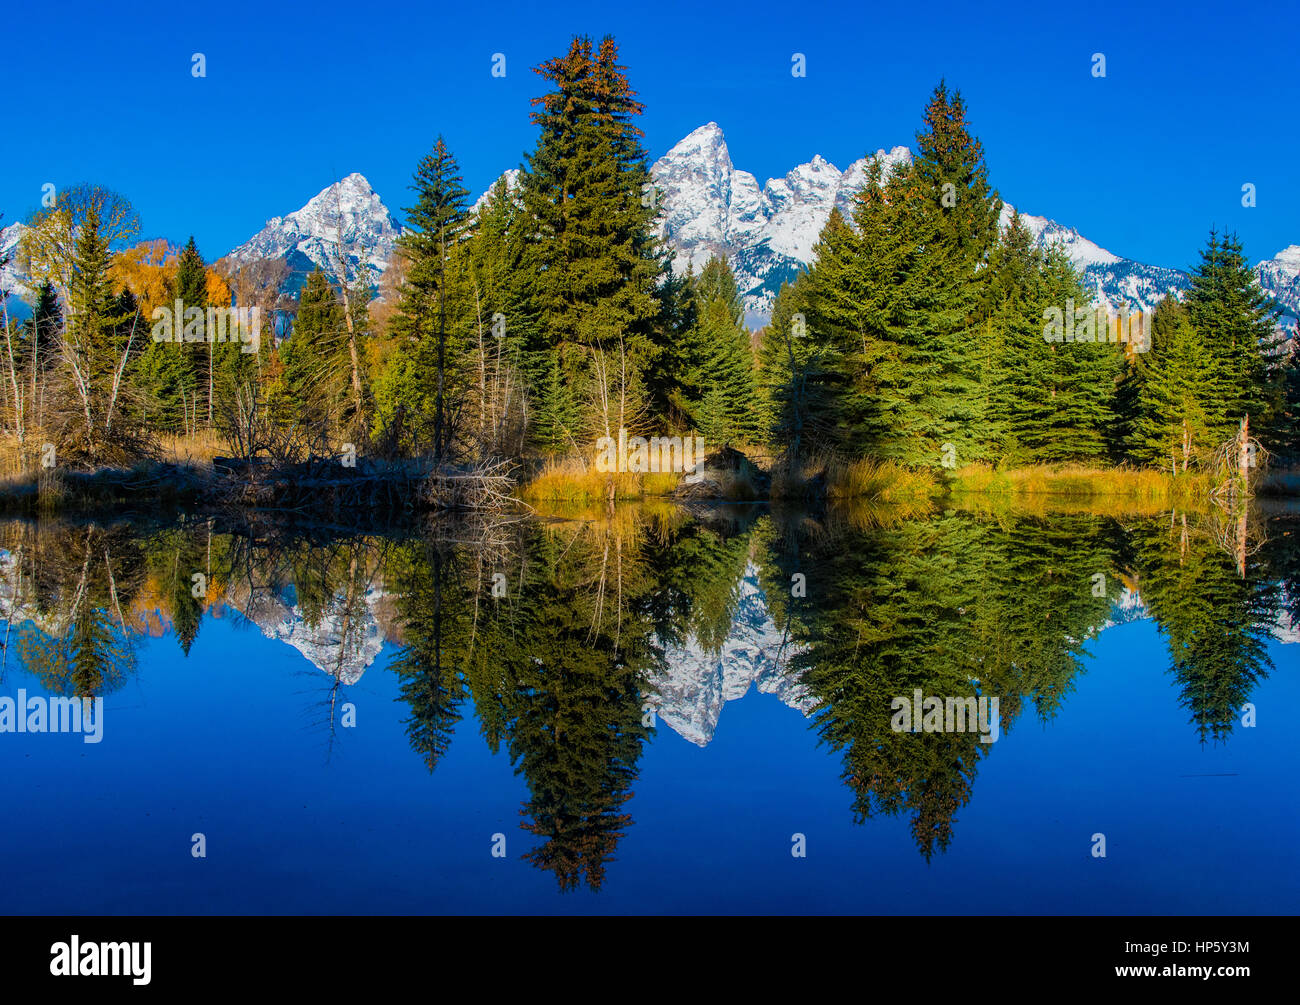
[
  {"xmin": 682, "ymin": 256, "xmax": 760, "ymax": 445},
  {"xmin": 1184, "ymin": 230, "xmax": 1282, "ymax": 446},
  {"xmin": 799, "ymin": 84, "xmax": 1003, "ymax": 468},
  {"xmin": 1122, "ymin": 296, "xmax": 1214, "ymax": 469},
  {"xmin": 516, "ymin": 35, "xmax": 667, "ymax": 442},
  {"xmin": 173, "ymin": 237, "xmax": 210, "ymax": 424},
  {"xmin": 277, "ymin": 269, "xmax": 345, "ymax": 429},
  {"xmin": 394, "ymin": 137, "xmax": 470, "ymax": 463}
]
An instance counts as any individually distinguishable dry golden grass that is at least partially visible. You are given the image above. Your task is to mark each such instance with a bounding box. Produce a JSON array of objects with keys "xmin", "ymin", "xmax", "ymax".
[
  {"xmin": 826, "ymin": 457, "xmax": 939, "ymax": 502},
  {"xmin": 0, "ymin": 437, "xmax": 28, "ymax": 480},
  {"xmin": 772, "ymin": 454, "xmax": 939, "ymax": 502},
  {"xmin": 518, "ymin": 456, "xmax": 681, "ymax": 504},
  {"xmin": 159, "ymin": 430, "xmax": 225, "ymax": 466},
  {"xmin": 528, "ymin": 495, "xmax": 687, "ymax": 529}
]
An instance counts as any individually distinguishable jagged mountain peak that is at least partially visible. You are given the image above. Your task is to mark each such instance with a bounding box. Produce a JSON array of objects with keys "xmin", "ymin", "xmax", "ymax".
[
  {"xmin": 191, "ymin": 129, "xmax": 1292, "ymax": 335},
  {"xmin": 652, "ymin": 126, "xmax": 917, "ymax": 316},
  {"xmin": 225, "ymin": 172, "xmax": 399, "ymax": 294}
]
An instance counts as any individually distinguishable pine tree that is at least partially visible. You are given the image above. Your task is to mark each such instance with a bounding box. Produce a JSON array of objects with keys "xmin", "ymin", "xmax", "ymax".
[
  {"xmin": 516, "ymin": 35, "xmax": 667, "ymax": 441},
  {"xmin": 1184, "ymin": 230, "xmax": 1282, "ymax": 445},
  {"xmin": 1123, "ymin": 297, "xmax": 1214, "ymax": 469},
  {"xmin": 65, "ymin": 206, "xmax": 133, "ymax": 457},
  {"xmin": 173, "ymin": 237, "xmax": 212, "ymax": 425},
  {"xmin": 757, "ymin": 272, "xmax": 830, "ymax": 454},
  {"xmin": 905, "ymin": 81, "xmax": 1003, "ymax": 465},
  {"xmin": 277, "ymin": 269, "xmax": 345, "ymax": 428},
  {"xmin": 682, "ymin": 256, "xmax": 759, "ymax": 445},
  {"xmin": 394, "ymin": 136, "xmax": 470, "ymax": 462},
  {"xmin": 531, "ymin": 353, "xmax": 580, "ymax": 453},
  {"xmin": 1036, "ymin": 249, "xmax": 1120, "ymax": 462},
  {"xmin": 798, "ymin": 84, "xmax": 1003, "ymax": 468}
]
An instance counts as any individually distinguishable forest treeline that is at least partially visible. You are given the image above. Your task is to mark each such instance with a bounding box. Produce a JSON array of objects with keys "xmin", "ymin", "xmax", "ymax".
[{"xmin": 1, "ymin": 34, "xmax": 1296, "ymax": 479}]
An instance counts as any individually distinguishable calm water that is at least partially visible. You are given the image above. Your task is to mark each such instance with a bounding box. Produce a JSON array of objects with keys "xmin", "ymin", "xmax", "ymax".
[{"xmin": 0, "ymin": 504, "xmax": 1295, "ymax": 914}]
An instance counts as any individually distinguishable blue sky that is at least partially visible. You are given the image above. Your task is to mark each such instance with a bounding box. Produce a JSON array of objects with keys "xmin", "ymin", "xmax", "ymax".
[{"xmin": 3, "ymin": 0, "xmax": 1296, "ymax": 270}]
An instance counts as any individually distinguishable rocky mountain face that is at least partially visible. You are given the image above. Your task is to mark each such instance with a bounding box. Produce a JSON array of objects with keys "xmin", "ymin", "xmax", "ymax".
[
  {"xmin": 0, "ymin": 222, "xmax": 31, "ymax": 305},
  {"xmin": 650, "ymin": 122, "xmax": 911, "ymax": 323},
  {"xmin": 648, "ymin": 123, "xmax": 1300, "ymax": 334},
  {"xmin": 235, "ymin": 584, "xmax": 389, "ymax": 687},
  {"xmin": 223, "ymin": 172, "xmax": 400, "ymax": 297},
  {"xmin": 999, "ymin": 206, "xmax": 1193, "ymax": 315},
  {"xmin": 2, "ymin": 129, "xmax": 1297, "ymax": 338},
  {"xmin": 1257, "ymin": 245, "xmax": 1300, "ymax": 339}
]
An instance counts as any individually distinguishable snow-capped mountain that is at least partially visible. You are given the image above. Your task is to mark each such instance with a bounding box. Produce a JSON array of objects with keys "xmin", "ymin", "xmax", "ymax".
[
  {"xmin": 650, "ymin": 122, "xmax": 911, "ymax": 322},
  {"xmin": 5, "ymin": 127, "xmax": 1294, "ymax": 341},
  {"xmin": 649, "ymin": 123, "xmax": 1206, "ymax": 322},
  {"xmin": 1257, "ymin": 245, "xmax": 1300, "ymax": 339},
  {"xmin": 472, "ymin": 168, "xmax": 520, "ymax": 215},
  {"xmin": 206, "ymin": 128, "xmax": 1300, "ymax": 336},
  {"xmin": 0, "ymin": 222, "xmax": 31, "ymax": 303},
  {"xmin": 999, "ymin": 205, "xmax": 1193, "ymax": 315},
  {"xmin": 236, "ymin": 584, "xmax": 388, "ymax": 686},
  {"xmin": 224, "ymin": 172, "xmax": 400, "ymax": 296},
  {"xmin": 650, "ymin": 124, "xmax": 1300, "ymax": 332}
]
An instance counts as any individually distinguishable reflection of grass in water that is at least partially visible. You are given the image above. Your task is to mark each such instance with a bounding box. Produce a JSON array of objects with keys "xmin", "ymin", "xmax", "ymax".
[{"xmin": 527, "ymin": 497, "xmax": 688, "ymax": 536}]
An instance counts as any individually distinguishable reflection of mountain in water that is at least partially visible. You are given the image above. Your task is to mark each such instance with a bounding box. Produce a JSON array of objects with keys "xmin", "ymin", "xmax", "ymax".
[
  {"xmin": 236, "ymin": 584, "xmax": 388, "ymax": 686},
  {"xmin": 1106, "ymin": 587, "xmax": 1298, "ymax": 645},
  {"xmin": 3, "ymin": 541, "xmax": 1291, "ymax": 743},
  {"xmin": 652, "ymin": 563, "xmax": 813, "ymax": 746}
]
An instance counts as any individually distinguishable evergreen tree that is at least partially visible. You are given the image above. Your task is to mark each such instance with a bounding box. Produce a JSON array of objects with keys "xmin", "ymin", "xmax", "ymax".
[
  {"xmin": 65, "ymin": 206, "xmax": 134, "ymax": 457},
  {"xmin": 1123, "ymin": 297, "xmax": 1214, "ymax": 469},
  {"xmin": 174, "ymin": 237, "xmax": 212, "ymax": 424},
  {"xmin": 531, "ymin": 353, "xmax": 580, "ymax": 453},
  {"xmin": 1184, "ymin": 230, "xmax": 1282, "ymax": 445},
  {"xmin": 798, "ymin": 84, "xmax": 1003, "ymax": 467},
  {"xmin": 1033, "ymin": 247, "xmax": 1120, "ymax": 463},
  {"xmin": 393, "ymin": 136, "xmax": 470, "ymax": 462},
  {"xmin": 682, "ymin": 256, "xmax": 760, "ymax": 445},
  {"xmin": 516, "ymin": 35, "xmax": 667, "ymax": 441},
  {"xmin": 277, "ymin": 269, "xmax": 345, "ymax": 428}
]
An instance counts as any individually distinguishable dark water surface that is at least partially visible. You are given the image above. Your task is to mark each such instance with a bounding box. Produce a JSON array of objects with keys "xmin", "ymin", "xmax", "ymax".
[{"xmin": 0, "ymin": 504, "xmax": 1295, "ymax": 914}]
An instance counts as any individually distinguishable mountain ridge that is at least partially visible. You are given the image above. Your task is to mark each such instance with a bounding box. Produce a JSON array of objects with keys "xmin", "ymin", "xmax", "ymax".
[{"xmin": 2, "ymin": 125, "xmax": 1297, "ymax": 338}]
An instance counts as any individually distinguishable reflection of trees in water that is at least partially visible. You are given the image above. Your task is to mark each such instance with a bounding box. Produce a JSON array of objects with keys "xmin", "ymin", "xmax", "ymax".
[
  {"xmin": 217, "ymin": 527, "xmax": 395, "ymax": 750},
  {"xmin": 1, "ymin": 505, "xmax": 1291, "ymax": 877},
  {"xmin": 1124, "ymin": 509, "xmax": 1282, "ymax": 743},
  {"xmin": 388, "ymin": 509, "xmax": 766, "ymax": 891},
  {"xmin": 756, "ymin": 507, "xmax": 1168, "ymax": 859},
  {"xmin": 0, "ymin": 522, "xmax": 144, "ymax": 697},
  {"xmin": 390, "ymin": 516, "xmax": 657, "ymax": 891}
]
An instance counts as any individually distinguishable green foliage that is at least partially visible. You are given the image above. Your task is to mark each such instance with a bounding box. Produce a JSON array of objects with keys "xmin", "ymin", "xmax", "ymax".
[
  {"xmin": 1122, "ymin": 297, "xmax": 1214, "ymax": 468},
  {"xmin": 515, "ymin": 35, "xmax": 670, "ymax": 437},
  {"xmin": 679, "ymin": 256, "xmax": 760, "ymax": 445},
  {"xmin": 277, "ymin": 269, "xmax": 345, "ymax": 425},
  {"xmin": 981, "ymin": 218, "xmax": 1119, "ymax": 464}
]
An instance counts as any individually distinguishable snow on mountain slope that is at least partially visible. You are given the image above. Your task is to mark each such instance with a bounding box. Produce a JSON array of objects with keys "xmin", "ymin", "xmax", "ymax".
[
  {"xmin": 1000, "ymin": 204, "xmax": 1194, "ymax": 315},
  {"xmin": 0, "ymin": 222, "xmax": 31, "ymax": 302},
  {"xmin": 224, "ymin": 172, "xmax": 399, "ymax": 296},
  {"xmin": 650, "ymin": 122, "xmax": 911, "ymax": 319},
  {"xmin": 236, "ymin": 583, "xmax": 388, "ymax": 686},
  {"xmin": 1256, "ymin": 244, "xmax": 1300, "ymax": 340},
  {"xmin": 649, "ymin": 124, "xmax": 1229, "ymax": 324},
  {"xmin": 180, "ymin": 128, "xmax": 1289, "ymax": 341},
  {"xmin": 471, "ymin": 167, "xmax": 521, "ymax": 214}
]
